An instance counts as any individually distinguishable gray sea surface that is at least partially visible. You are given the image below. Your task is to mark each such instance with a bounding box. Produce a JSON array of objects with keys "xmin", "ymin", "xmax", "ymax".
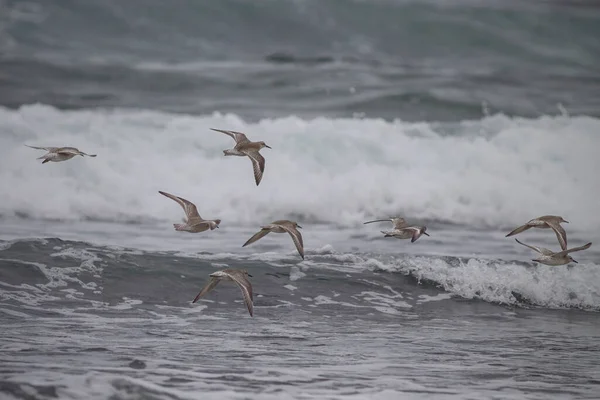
[{"xmin": 1, "ymin": 0, "xmax": 600, "ymax": 399}]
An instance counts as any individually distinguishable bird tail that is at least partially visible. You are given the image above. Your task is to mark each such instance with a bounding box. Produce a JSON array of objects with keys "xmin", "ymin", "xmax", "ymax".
[{"xmin": 505, "ymin": 224, "xmax": 531, "ymax": 237}]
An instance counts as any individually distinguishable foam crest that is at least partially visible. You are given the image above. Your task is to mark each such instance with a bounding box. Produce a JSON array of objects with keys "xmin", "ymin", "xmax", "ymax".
[
  {"xmin": 300, "ymin": 247, "xmax": 600, "ymax": 310},
  {"xmin": 397, "ymin": 256, "xmax": 600, "ymax": 310},
  {"xmin": 1, "ymin": 105, "xmax": 599, "ymax": 231}
]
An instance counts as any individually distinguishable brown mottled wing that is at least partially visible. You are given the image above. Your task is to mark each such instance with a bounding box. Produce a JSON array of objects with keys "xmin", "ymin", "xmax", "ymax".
[
  {"xmin": 392, "ymin": 218, "xmax": 408, "ymax": 229},
  {"xmin": 514, "ymin": 239, "xmax": 554, "ymax": 256},
  {"xmin": 227, "ymin": 271, "xmax": 254, "ymax": 317},
  {"xmin": 279, "ymin": 224, "xmax": 305, "ymax": 259},
  {"xmin": 243, "ymin": 150, "xmax": 265, "ymax": 186},
  {"xmin": 159, "ymin": 191, "xmax": 201, "ymax": 220},
  {"xmin": 242, "ymin": 229, "xmax": 271, "ymax": 247},
  {"xmin": 545, "ymin": 220, "xmax": 568, "ymax": 251},
  {"xmin": 556, "ymin": 242, "xmax": 592, "ymax": 257},
  {"xmin": 192, "ymin": 277, "xmax": 221, "ymax": 303},
  {"xmin": 210, "ymin": 128, "xmax": 250, "ymax": 144}
]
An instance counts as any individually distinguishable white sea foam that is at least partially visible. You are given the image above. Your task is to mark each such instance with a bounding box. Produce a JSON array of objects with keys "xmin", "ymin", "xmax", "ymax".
[
  {"xmin": 1, "ymin": 104, "xmax": 598, "ymax": 232},
  {"xmin": 376, "ymin": 255, "xmax": 600, "ymax": 310},
  {"xmin": 289, "ymin": 266, "xmax": 306, "ymax": 281},
  {"xmin": 281, "ymin": 246, "xmax": 600, "ymax": 310}
]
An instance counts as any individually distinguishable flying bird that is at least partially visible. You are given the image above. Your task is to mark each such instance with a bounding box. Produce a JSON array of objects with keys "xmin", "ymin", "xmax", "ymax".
[
  {"xmin": 192, "ymin": 269, "xmax": 254, "ymax": 317},
  {"xmin": 25, "ymin": 145, "xmax": 97, "ymax": 163},
  {"xmin": 364, "ymin": 217, "xmax": 430, "ymax": 243},
  {"xmin": 514, "ymin": 238, "xmax": 591, "ymax": 266},
  {"xmin": 158, "ymin": 190, "xmax": 220, "ymax": 232},
  {"xmin": 211, "ymin": 128, "xmax": 271, "ymax": 186},
  {"xmin": 506, "ymin": 215, "xmax": 568, "ymax": 251},
  {"xmin": 243, "ymin": 220, "xmax": 304, "ymax": 259}
]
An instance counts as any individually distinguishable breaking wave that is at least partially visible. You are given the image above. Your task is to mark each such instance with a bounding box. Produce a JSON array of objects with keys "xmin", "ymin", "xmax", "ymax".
[{"xmin": 0, "ymin": 105, "xmax": 599, "ymax": 231}]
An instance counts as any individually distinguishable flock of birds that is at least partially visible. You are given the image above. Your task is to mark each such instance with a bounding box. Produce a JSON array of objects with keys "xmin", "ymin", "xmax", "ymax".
[{"xmin": 26, "ymin": 129, "xmax": 593, "ymax": 317}]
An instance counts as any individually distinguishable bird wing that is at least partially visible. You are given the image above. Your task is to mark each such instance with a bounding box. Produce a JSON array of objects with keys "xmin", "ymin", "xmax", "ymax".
[
  {"xmin": 515, "ymin": 239, "xmax": 554, "ymax": 256},
  {"xmin": 408, "ymin": 227, "xmax": 423, "ymax": 243},
  {"xmin": 25, "ymin": 145, "xmax": 58, "ymax": 152},
  {"xmin": 279, "ymin": 223, "xmax": 305, "ymax": 259},
  {"xmin": 242, "ymin": 229, "xmax": 271, "ymax": 247},
  {"xmin": 392, "ymin": 217, "xmax": 409, "ymax": 229},
  {"xmin": 159, "ymin": 191, "xmax": 202, "ymax": 220},
  {"xmin": 555, "ymin": 242, "xmax": 592, "ymax": 257},
  {"xmin": 226, "ymin": 271, "xmax": 254, "ymax": 317},
  {"xmin": 210, "ymin": 128, "xmax": 250, "ymax": 144},
  {"xmin": 505, "ymin": 224, "xmax": 532, "ymax": 237},
  {"xmin": 242, "ymin": 150, "xmax": 265, "ymax": 186},
  {"xmin": 192, "ymin": 277, "xmax": 221, "ymax": 303},
  {"xmin": 364, "ymin": 219, "xmax": 395, "ymax": 227},
  {"xmin": 545, "ymin": 220, "xmax": 568, "ymax": 251}
]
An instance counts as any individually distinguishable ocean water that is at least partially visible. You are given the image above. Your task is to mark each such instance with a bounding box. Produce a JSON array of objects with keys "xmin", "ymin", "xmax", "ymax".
[{"xmin": 1, "ymin": 1, "xmax": 600, "ymax": 399}]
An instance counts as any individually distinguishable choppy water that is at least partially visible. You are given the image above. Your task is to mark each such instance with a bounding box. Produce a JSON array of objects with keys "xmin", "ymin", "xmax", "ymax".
[
  {"xmin": 1, "ymin": 0, "xmax": 600, "ymax": 121},
  {"xmin": 1, "ymin": 236, "xmax": 600, "ymax": 399},
  {"xmin": 1, "ymin": 1, "xmax": 600, "ymax": 399}
]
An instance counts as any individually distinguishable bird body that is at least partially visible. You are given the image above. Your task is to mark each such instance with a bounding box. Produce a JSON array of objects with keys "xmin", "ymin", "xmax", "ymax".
[{"xmin": 381, "ymin": 226, "xmax": 429, "ymax": 243}]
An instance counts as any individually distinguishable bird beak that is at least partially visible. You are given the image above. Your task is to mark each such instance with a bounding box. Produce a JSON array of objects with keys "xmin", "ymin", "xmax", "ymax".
[
  {"xmin": 571, "ymin": 259, "xmax": 578, "ymax": 264},
  {"xmin": 265, "ymin": 145, "xmax": 272, "ymax": 149},
  {"xmin": 248, "ymin": 274, "xmax": 253, "ymax": 277},
  {"xmin": 297, "ymin": 225, "xmax": 303, "ymax": 229},
  {"xmin": 424, "ymin": 232, "xmax": 430, "ymax": 236},
  {"xmin": 564, "ymin": 220, "xmax": 569, "ymax": 223}
]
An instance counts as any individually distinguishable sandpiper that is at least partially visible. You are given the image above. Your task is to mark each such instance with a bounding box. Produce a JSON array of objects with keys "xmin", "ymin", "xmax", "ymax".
[
  {"xmin": 243, "ymin": 220, "xmax": 304, "ymax": 259},
  {"xmin": 514, "ymin": 238, "xmax": 592, "ymax": 266},
  {"xmin": 192, "ymin": 269, "xmax": 254, "ymax": 316},
  {"xmin": 364, "ymin": 217, "xmax": 430, "ymax": 243},
  {"xmin": 506, "ymin": 215, "xmax": 568, "ymax": 251},
  {"xmin": 158, "ymin": 190, "xmax": 221, "ymax": 233},
  {"xmin": 211, "ymin": 128, "xmax": 271, "ymax": 186},
  {"xmin": 26, "ymin": 145, "xmax": 97, "ymax": 163}
]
